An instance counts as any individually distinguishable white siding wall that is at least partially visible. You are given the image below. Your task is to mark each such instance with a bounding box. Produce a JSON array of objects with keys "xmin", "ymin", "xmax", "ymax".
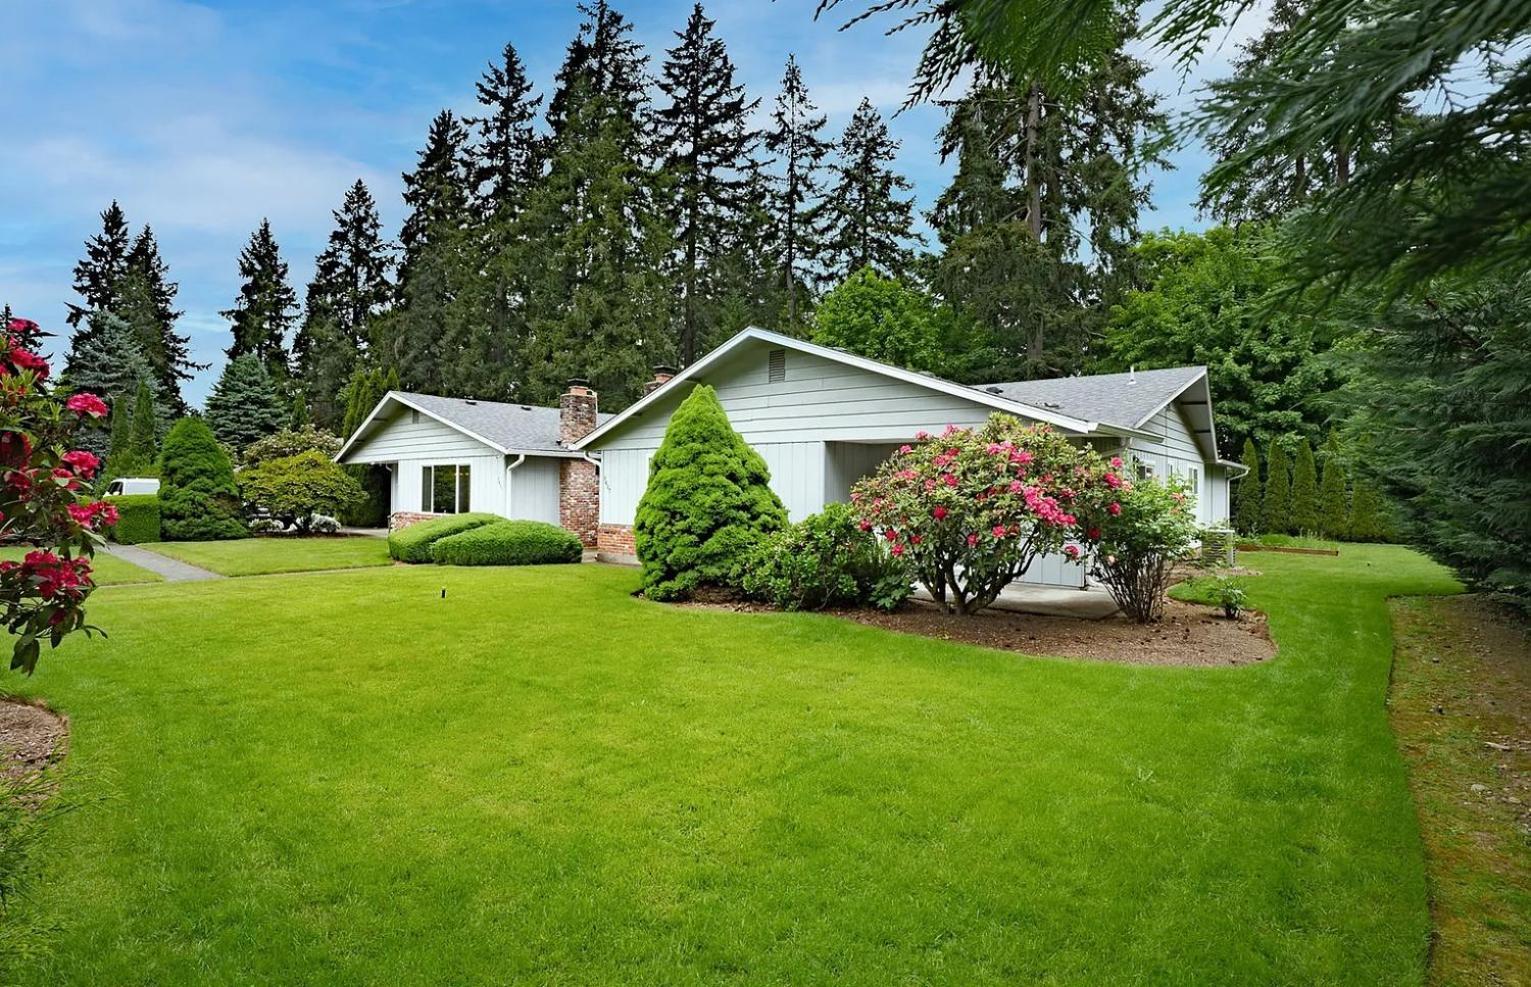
[
  {"xmin": 598, "ymin": 447, "xmax": 656, "ymax": 526},
  {"xmin": 349, "ymin": 408, "xmax": 493, "ymax": 462},
  {"xmin": 1128, "ymin": 404, "xmax": 1217, "ymax": 525},
  {"xmin": 393, "ymin": 453, "xmax": 506, "ymax": 515},
  {"xmin": 824, "ymin": 442, "xmax": 900, "ymax": 503},
  {"xmin": 508, "ymin": 456, "xmax": 562, "ymax": 523}
]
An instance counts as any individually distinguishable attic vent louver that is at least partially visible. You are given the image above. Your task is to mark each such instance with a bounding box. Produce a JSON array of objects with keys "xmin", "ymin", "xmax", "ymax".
[
  {"xmin": 767, "ymin": 348, "xmax": 786, "ymax": 383},
  {"xmin": 411, "ymin": 410, "xmax": 420, "ymax": 424}
]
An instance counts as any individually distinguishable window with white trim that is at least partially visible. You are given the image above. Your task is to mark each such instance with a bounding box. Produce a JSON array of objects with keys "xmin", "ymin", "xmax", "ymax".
[{"xmin": 421, "ymin": 464, "xmax": 472, "ymax": 513}]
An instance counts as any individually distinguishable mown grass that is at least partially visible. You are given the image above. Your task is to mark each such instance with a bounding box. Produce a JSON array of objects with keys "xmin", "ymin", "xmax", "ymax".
[
  {"xmin": 3, "ymin": 545, "xmax": 1458, "ymax": 984},
  {"xmin": 142, "ymin": 536, "xmax": 391, "ymax": 576},
  {"xmin": 0, "ymin": 548, "xmax": 161, "ymax": 586}
]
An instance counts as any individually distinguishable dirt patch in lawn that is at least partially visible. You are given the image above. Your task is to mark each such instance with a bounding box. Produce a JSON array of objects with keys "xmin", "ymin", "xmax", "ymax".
[
  {"xmin": 685, "ymin": 595, "xmax": 1275, "ymax": 667},
  {"xmin": 0, "ymin": 697, "xmax": 67, "ymax": 779},
  {"xmin": 1389, "ymin": 594, "xmax": 1531, "ymax": 985}
]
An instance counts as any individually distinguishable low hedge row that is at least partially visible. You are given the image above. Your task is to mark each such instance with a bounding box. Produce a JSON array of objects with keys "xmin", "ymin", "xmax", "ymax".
[
  {"xmin": 105, "ymin": 494, "xmax": 161, "ymax": 544},
  {"xmin": 430, "ymin": 520, "xmax": 583, "ymax": 567},
  {"xmin": 387, "ymin": 513, "xmax": 502, "ymax": 563}
]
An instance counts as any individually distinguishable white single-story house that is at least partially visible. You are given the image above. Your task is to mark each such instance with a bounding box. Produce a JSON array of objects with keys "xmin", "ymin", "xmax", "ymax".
[{"xmin": 339, "ymin": 326, "xmax": 1244, "ymax": 587}]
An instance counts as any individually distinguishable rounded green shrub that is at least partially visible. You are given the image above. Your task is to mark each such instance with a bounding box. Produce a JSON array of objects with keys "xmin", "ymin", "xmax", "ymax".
[
  {"xmin": 742, "ymin": 502, "xmax": 910, "ymax": 611},
  {"xmin": 158, "ymin": 418, "xmax": 247, "ymax": 541},
  {"xmin": 386, "ymin": 513, "xmax": 501, "ymax": 563},
  {"xmin": 634, "ymin": 384, "xmax": 787, "ymax": 601},
  {"xmin": 105, "ymin": 494, "xmax": 160, "ymax": 545},
  {"xmin": 429, "ymin": 520, "xmax": 583, "ymax": 566}
]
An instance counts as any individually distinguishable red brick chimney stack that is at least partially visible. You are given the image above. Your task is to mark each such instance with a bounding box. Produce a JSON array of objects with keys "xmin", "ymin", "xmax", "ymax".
[
  {"xmin": 642, "ymin": 365, "xmax": 676, "ymax": 396},
  {"xmin": 558, "ymin": 379, "xmax": 599, "ymax": 548}
]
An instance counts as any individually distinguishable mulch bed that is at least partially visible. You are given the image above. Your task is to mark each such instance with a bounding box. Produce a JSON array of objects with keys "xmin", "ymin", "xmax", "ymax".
[
  {"xmin": 677, "ymin": 592, "xmax": 1275, "ymax": 667},
  {"xmin": 0, "ymin": 697, "xmax": 67, "ymax": 780}
]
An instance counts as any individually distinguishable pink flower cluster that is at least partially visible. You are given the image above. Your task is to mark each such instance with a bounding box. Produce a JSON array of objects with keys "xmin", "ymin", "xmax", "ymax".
[
  {"xmin": 67, "ymin": 500, "xmax": 120, "ymax": 530},
  {"xmin": 0, "ymin": 550, "xmax": 95, "ymax": 602}
]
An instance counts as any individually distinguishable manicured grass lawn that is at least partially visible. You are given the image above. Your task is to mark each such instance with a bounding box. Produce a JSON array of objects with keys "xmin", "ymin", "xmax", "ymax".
[
  {"xmin": 5, "ymin": 546, "xmax": 1458, "ymax": 984},
  {"xmin": 0, "ymin": 547, "xmax": 161, "ymax": 586},
  {"xmin": 1242, "ymin": 532, "xmax": 1343, "ymax": 551},
  {"xmin": 142, "ymin": 536, "xmax": 391, "ymax": 576}
]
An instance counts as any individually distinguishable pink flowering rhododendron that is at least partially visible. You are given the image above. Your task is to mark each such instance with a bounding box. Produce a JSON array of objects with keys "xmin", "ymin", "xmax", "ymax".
[
  {"xmin": 1077, "ymin": 474, "xmax": 1199, "ymax": 624},
  {"xmin": 0, "ymin": 318, "xmax": 111, "ymax": 673},
  {"xmin": 852, "ymin": 414, "xmax": 1118, "ymax": 615}
]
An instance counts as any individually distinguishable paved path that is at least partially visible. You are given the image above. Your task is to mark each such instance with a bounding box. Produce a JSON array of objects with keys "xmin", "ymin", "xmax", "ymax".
[
  {"xmin": 103, "ymin": 544, "xmax": 223, "ymax": 582},
  {"xmin": 913, "ymin": 581, "xmax": 1121, "ymax": 619}
]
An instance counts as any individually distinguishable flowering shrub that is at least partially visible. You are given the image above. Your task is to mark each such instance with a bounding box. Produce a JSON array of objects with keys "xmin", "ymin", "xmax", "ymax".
[
  {"xmin": 1080, "ymin": 475, "xmax": 1200, "ymax": 623},
  {"xmin": 742, "ymin": 502, "xmax": 911, "ymax": 611},
  {"xmin": 0, "ymin": 316, "xmax": 116, "ymax": 673},
  {"xmin": 851, "ymin": 415, "xmax": 1116, "ymax": 615}
]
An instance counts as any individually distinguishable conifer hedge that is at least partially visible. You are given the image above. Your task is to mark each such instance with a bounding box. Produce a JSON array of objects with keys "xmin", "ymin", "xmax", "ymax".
[{"xmin": 1260, "ymin": 442, "xmax": 1292, "ymax": 535}]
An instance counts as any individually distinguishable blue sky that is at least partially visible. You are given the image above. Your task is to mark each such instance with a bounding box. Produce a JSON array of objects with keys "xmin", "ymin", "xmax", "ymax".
[{"xmin": 1, "ymin": 0, "xmax": 1262, "ymax": 406}]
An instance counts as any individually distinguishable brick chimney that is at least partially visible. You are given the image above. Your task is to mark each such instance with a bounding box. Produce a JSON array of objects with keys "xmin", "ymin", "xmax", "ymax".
[
  {"xmin": 558, "ymin": 379, "xmax": 599, "ymax": 548},
  {"xmin": 642, "ymin": 365, "xmax": 676, "ymax": 396}
]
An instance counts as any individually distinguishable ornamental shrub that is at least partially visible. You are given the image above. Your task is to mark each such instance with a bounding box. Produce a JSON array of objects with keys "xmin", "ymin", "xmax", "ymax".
[
  {"xmin": 241, "ymin": 427, "xmax": 342, "ymax": 467},
  {"xmin": 1233, "ymin": 437, "xmax": 1262, "ymax": 535},
  {"xmin": 105, "ymin": 495, "xmax": 160, "ymax": 544},
  {"xmin": 1081, "ymin": 475, "xmax": 1200, "ymax": 623},
  {"xmin": 852, "ymin": 415, "xmax": 1117, "ymax": 615},
  {"xmin": 240, "ymin": 450, "xmax": 365, "ymax": 534},
  {"xmin": 634, "ymin": 385, "xmax": 787, "ymax": 601},
  {"xmin": 1289, "ymin": 438, "xmax": 1319, "ymax": 534},
  {"xmin": 157, "ymin": 417, "xmax": 247, "ymax": 541},
  {"xmin": 429, "ymin": 519, "xmax": 583, "ymax": 566},
  {"xmin": 0, "ymin": 315, "xmax": 120, "ymax": 673},
  {"xmin": 742, "ymin": 502, "xmax": 911, "ymax": 611},
  {"xmin": 1260, "ymin": 441, "xmax": 1292, "ymax": 535},
  {"xmin": 1318, "ymin": 432, "xmax": 1349, "ymax": 539},
  {"xmin": 387, "ymin": 512, "xmax": 501, "ymax": 563}
]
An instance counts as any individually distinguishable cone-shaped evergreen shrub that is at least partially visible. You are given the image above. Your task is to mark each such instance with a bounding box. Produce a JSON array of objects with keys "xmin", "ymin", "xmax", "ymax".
[
  {"xmin": 1349, "ymin": 477, "xmax": 1390, "ymax": 543},
  {"xmin": 634, "ymin": 385, "xmax": 787, "ymax": 600},
  {"xmin": 1260, "ymin": 442, "xmax": 1292, "ymax": 534},
  {"xmin": 1289, "ymin": 439, "xmax": 1319, "ymax": 534},
  {"xmin": 1233, "ymin": 438, "xmax": 1262, "ymax": 535},
  {"xmin": 1318, "ymin": 433, "xmax": 1349, "ymax": 539},
  {"xmin": 158, "ymin": 417, "xmax": 247, "ymax": 540}
]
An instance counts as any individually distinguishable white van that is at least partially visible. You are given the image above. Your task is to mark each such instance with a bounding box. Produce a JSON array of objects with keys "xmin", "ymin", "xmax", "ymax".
[{"xmin": 104, "ymin": 477, "xmax": 160, "ymax": 496}]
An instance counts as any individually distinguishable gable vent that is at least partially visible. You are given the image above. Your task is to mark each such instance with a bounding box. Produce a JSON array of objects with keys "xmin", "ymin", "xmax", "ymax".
[
  {"xmin": 767, "ymin": 348, "xmax": 787, "ymax": 383},
  {"xmin": 411, "ymin": 410, "xmax": 421, "ymax": 424}
]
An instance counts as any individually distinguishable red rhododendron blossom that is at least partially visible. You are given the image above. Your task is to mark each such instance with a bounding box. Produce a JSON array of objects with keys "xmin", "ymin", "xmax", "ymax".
[
  {"xmin": 942, "ymin": 473, "xmax": 958, "ymax": 487},
  {"xmin": 859, "ymin": 519, "xmax": 873, "ymax": 532},
  {"xmin": 890, "ymin": 543, "xmax": 905, "ymax": 556},
  {"xmin": 1087, "ymin": 527, "xmax": 1102, "ymax": 540},
  {"xmin": 9, "ymin": 347, "xmax": 49, "ymax": 378},
  {"xmin": 915, "ymin": 430, "xmax": 930, "ymax": 440},
  {"xmin": 991, "ymin": 524, "xmax": 1007, "ymax": 538},
  {"xmin": 883, "ymin": 528, "xmax": 899, "ymax": 541},
  {"xmin": 1108, "ymin": 502, "xmax": 1122, "ymax": 516},
  {"xmin": 61, "ymin": 449, "xmax": 101, "ymax": 478},
  {"xmin": 932, "ymin": 505, "xmax": 948, "ymax": 520},
  {"xmin": 898, "ymin": 444, "xmax": 913, "ymax": 455},
  {"xmin": 966, "ymin": 533, "xmax": 979, "ymax": 548},
  {"xmin": 1110, "ymin": 456, "xmax": 1124, "ymax": 469},
  {"xmin": 65, "ymin": 392, "xmax": 109, "ymax": 418},
  {"xmin": 1064, "ymin": 544, "xmax": 1081, "ymax": 560}
]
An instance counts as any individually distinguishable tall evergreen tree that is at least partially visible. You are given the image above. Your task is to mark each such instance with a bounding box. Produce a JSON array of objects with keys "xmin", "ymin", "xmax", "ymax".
[
  {"xmin": 1234, "ymin": 438, "xmax": 1262, "ymax": 535},
  {"xmin": 1348, "ymin": 478, "xmax": 1388, "ymax": 544},
  {"xmin": 465, "ymin": 42, "xmax": 543, "ymax": 222},
  {"xmin": 127, "ymin": 379, "xmax": 159, "ymax": 465},
  {"xmin": 124, "ymin": 225, "xmax": 197, "ymax": 413},
  {"xmin": 106, "ymin": 398, "xmax": 133, "ymax": 474},
  {"xmin": 1260, "ymin": 442, "xmax": 1293, "ymax": 535},
  {"xmin": 821, "ymin": 98, "xmax": 917, "ymax": 283},
  {"xmin": 653, "ymin": 3, "xmax": 758, "ymax": 364},
  {"xmin": 222, "ymin": 220, "xmax": 298, "ymax": 381},
  {"xmin": 545, "ymin": 0, "xmax": 649, "ymax": 141},
  {"xmin": 60, "ymin": 312, "xmax": 161, "ymax": 459},
  {"xmin": 67, "ymin": 201, "xmax": 132, "ymax": 330},
  {"xmin": 762, "ymin": 55, "xmax": 830, "ymax": 330},
  {"xmin": 205, "ymin": 354, "xmax": 288, "ymax": 452},
  {"xmin": 1318, "ymin": 432, "xmax": 1349, "ymax": 540},
  {"xmin": 295, "ymin": 180, "xmax": 393, "ymax": 428},
  {"xmin": 1290, "ymin": 438, "xmax": 1319, "ymax": 534},
  {"xmin": 398, "ymin": 110, "xmax": 473, "ymax": 290}
]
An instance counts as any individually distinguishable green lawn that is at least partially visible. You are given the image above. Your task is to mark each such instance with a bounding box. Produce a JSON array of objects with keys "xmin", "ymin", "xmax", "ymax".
[
  {"xmin": 4, "ymin": 546, "xmax": 1459, "ymax": 984},
  {"xmin": 142, "ymin": 536, "xmax": 391, "ymax": 576},
  {"xmin": 0, "ymin": 548, "xmax": 161, "ymax": 586}
]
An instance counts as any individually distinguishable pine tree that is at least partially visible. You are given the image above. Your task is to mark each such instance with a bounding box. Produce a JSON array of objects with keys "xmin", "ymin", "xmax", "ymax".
[
  {"xmin": 399, "ymin": 110, "xmax": 473, "ymax": 290},
  {"xmin": 291, "ymin": 392, "xmax": 309, "ymax": 430},
  {"xmin": 222, "ymin": 220, "xmax": 298, "ymax": 381},
  {"xmin": 1348, "ymin": 477, "xmax": 1387, "ymax": 543},
  {"xmin": 67, "ymin": 201, "xmax": 132, "ymax": 330},
  {"xmin": 205, "ymin": 353, "xmax": 288, "ymax": 452},
  {"xmin": 60, "ymin": 311, "xmax": 161, "ymax": 459},
  {"xmin": 106, "ymin": 398, "xmax": 133, "ymax": 476},
  {"xmin": 1234, "ymin": 437, "xmax": 1262, "ymax": 535},
  {"xmin": 465, "ymin": 42, "xmax": 543, "ymax": 222},
  {"xmin": 1318, "ymin": 432, "xmax": 1349, "ymax": 539},
  {"xmin": 124, "ymin": 225, "xmax": 197, "ymax": 413},
  {"xmin": 1289, "ymin": 438, "xmax": 1319, "ymax": 534},
  {"xmin": 762, "ymin": 55, "xmax": 830, "ymax": 330},
  {"xmin": 822, "ymin": 99, "xmax": 918, "ymax": 283},
  {"xmin": 1260, "ymin": 441, "xmax": 1293, "ymax": 535},
  {"xmin": 295, "ymin": 180, "xmax": 392, "ymax": 428},
  {"xmin": 545, "ymin": 0, "xmax": 649, "ymax": 141},
  {"xmin": 128, "ymin": 379, "xmax": 159, "ymax": 466},
  {"xmin": 653, "ymin": 3, "xmax": 759, "ymax": 364}
]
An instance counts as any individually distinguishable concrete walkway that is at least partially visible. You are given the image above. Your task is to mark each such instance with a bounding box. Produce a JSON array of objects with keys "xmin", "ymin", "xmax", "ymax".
[
  {"xmin": 103, "ymin": 544, "xmax": 222, "ymax": 582},
  {"xmin": 913, "ymin": 581, "xmax": 1121, "ymax": 619}
]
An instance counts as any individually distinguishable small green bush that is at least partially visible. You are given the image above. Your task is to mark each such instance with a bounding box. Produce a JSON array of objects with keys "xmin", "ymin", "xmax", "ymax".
[
  {"xmin": 387, "ymin": 513, "xmax": 501, "ymax": 563},
  {"xmin": 430, "ymin": 520, "xmax": 583, "ymax": 566},
  {"xmin": 743, "ymin": 502, "xmax": 910, "ymax": 611},
  {"xmin": 158, "ymin": 417, "xmax": 247, "ymax": 541},
  {"xmin": 105, "ymin": 494, "xmax": 160, "ymax": 544}
]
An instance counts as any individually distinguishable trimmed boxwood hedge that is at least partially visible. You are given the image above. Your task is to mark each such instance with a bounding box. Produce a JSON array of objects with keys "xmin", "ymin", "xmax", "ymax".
[
  {"xmin": 386, "ymin": 513, "xmax": 501, "ymax": 563},
  {"xmin": 429, "ymin": 520, "xmax": 583, "ymax": 566},
  {"xmin": 106, "ymin": 494, "xmax": 160, "ymax": 544}
]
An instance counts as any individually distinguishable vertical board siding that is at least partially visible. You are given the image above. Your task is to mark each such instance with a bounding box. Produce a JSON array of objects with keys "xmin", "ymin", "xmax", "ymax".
[
  {"xmin": 755, "ymin": 442, "xmax": 825, "ymax": 521},
  {"xmin": 509, "ymin": 457, "xmax": 562, "ymax": 523},
  {"xmin": 824, "ymin": 442, "xmax": 900, "ymax": 503},
  {"xmin": 347, "ymin": 407, "xmax": 497, "ymax": 462},
  {"xmin": 1128, "ymin": 402, "xmax": 1217, "ymax": 524},
  {"xmin": 599, "ymin": 448, "xmax": 656, "ymax": 525}
]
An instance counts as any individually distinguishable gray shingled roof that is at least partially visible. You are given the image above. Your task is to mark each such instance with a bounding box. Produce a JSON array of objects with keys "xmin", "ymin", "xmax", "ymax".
[
  {"xmin": 394, "ymin": 391, "xmax": 611, "ymax": 453},
  {"xmin": 976, "ymin": 366, "xmax": 1206, "ymax": 430}
]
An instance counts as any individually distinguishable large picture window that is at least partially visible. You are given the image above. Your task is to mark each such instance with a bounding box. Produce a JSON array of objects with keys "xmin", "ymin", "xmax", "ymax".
[{"xmin": 421, "ymin": 464, "xmax": 471, "ymax": 514}]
